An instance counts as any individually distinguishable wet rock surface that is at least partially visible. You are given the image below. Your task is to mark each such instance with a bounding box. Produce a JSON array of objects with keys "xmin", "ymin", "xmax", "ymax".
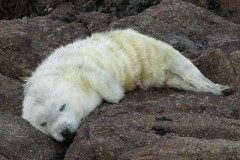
[{"xmin": 0, "ymin": 0, "xmax": 239, "ymax": 159}]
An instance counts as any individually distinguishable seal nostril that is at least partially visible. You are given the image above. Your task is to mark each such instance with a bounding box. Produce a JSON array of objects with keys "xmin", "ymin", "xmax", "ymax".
[{"xmin": 60, "ymin": 127, "xmax": 72, "ymax": 138}]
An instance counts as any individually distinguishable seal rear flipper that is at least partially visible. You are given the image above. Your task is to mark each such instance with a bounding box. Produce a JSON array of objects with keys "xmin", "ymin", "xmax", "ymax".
[{"xmin": 134, "ymin": 80, "xmax": 146, "ymax": 90}]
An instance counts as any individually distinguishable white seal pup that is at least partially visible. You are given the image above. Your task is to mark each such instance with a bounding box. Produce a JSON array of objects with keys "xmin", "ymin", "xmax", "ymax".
[{"xmin": 22, "ymin": 29, "xmax": 230, "ymax": 142}]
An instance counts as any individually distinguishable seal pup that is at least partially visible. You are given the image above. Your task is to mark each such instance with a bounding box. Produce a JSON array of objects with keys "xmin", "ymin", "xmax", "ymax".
[{"xmin": 22, "ymin": 29, "xmax": 230, "ymax": 142}]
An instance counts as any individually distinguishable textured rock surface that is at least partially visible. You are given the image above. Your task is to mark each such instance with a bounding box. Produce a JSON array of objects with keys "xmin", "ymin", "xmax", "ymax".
[
  {"xmin": 0, "ymin": 0, "xmax": 239, "ymax": 159},
  {"xmin": 72, "ymin": 0, "xmax": 162, "ymax": 18},
  {"xmin": 0, "ymin": 74, "xmax": 22, "ymax": 115},
  {"xmin": 195, "ymin": 50, "xmax": 240, "ymax": 87},
  {"xmin": 0, "ymin": 113, "xmax": 71, "ymax": 160},
  {"xmin": 64, "ymin": 89, "xmax": 240, "ymax": 160},
  {"xmin": 0, "ymin": 14, "xmax": 88, "ymax": 160},
  {"xmin": 183, "ymin": 0, "xmax": 240, "ymax": 23},
  {"xmin": 0, "ymin": 16, "xmax": 88, "ymax": 79},
  {"xmin": 111, "ymin": 0, "xmax": 240, "ymax": 58}
]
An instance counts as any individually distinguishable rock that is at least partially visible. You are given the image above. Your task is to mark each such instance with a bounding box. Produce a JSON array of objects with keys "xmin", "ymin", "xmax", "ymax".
[
  {"xmin": 64, "ymin": 89, "xmax": 240, "ymax": 159},
  {"xmin": 50, "ymin": 3, "xmax": 76, "ymax": 15},
  {"xmin": 76, "ymin": 12, "xmax": 114, "ymax": 33},
  {"xmin": 0, "ymin": 74, "xmax": 22, "ymax": 115},
  {"xmin": 0, "ymin": 1, "xmax": 38, "ymax": 20},
  {"xmin": 183, "ymin": 0, "xmax": 240, "ymax": 23},
  {"xmin": 0, "ymin": 113, "xmax": 70, "ymax": 160},
  {"xmin": 0, "ymin": 0, "xmax": 240, "ymax": 159},
  {"xmin": 73, "ymin": 0, "xmax": 162, "ymax": 18},
  {"xmin": 110, "ymin": 0, "xmax": 240, "ymax": 58},
  {"xmin": 0, "ymin": 14, "xmax": 88, "ymax": 160},
  {"xmin": 36, "ymin": 0, "xmax": 67, "ymax": 8},
  {"xmin": 0, "ymin": 0, "xmax": 63, "ymax": 20},
  {"xmin": 0, "ymin": 16, "xmax": 88, "ymax": 79},
  {"xmin": 217, "ymin": 0, "xmax": 240, "ymax": 23},
  {"xmin": 194, "ymin": 50, "xmax": 240, "ymax": 88},
  {"xmin": 0, "ymin": 30, "xmax": 43, "ymax": 79},
  {"xmin": 63, "ymin": 0, "xmax": 240, "ymax": 159}
]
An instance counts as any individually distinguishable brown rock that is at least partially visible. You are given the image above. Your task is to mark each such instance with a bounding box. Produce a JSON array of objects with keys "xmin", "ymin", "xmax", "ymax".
[
  {"xmin": 0, "ymin": 0, "xmax": 239, "ymax": 159},
  {"xmin": 64, "ymin": 0, "xmax": 240, "ymax": 159},
  {"xmin": 195, "ymin": 50, "xmax": 240, "ymax": 87},
  {"xmin": 64, "ymin": 89, "xmax": 240, "ymax": 160},
  {"xmin": 0, "ymin": 74, "xmax": 22, "ymax": 115},
  {"xmin": 0, "ymin": 16, "xmax": 88, "ymax": 79},
  {"xmin": 0, "ymin": 15, "xmax": 88, "ymax": 160},
  {"xmin": 0, "ymin": 113, "xmax": 70, "ymax": 160},
  {"xmin": 210, "ymin": 0, "xmax": 240, "ymax": 23},
  {"xmin": 50, "ymin": 3, "xmax": 76, "ymax": 15},
  {"xmin": 76, "ymin": 12, "xmax": 114, "ymax": 33},
  {"xmin": 72, "ymin": 0, "xmax": 162, "ymax": 18},
  {"xmin": 183, "ymin": 0, "xmax": 240, "ymax": 23},
  {"xmin": 111, "ymin": 0, "xmax": 240, "ymax": 58}
]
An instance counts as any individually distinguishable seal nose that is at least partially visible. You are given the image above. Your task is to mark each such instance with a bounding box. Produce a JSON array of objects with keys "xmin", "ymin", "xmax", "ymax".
[{"xmin": 60, "ymin": 127, "xmax": 72, "ymax": 138}]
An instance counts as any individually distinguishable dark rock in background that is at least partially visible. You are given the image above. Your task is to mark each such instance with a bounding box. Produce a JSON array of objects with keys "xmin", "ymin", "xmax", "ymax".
[
  {"xmin": 72, "ymin": 0, "xmax": 161, "ymax": 18},
  {"xmin": 0, "ymin": 0, "xmax": 239, "ymax": 159},
  {"xmin": 184, "ymin": 0, "xmax": 240, "ymax": 24}
]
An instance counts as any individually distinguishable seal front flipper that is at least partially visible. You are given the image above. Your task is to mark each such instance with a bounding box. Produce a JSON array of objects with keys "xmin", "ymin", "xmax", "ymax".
[{"xmin": 86, "ymin": 69, "xmax": 124, "ymax": 103}]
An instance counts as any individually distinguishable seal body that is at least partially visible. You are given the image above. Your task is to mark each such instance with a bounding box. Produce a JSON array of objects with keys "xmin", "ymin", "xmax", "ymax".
[{"xmin": 22, "ymin": 29, "xmax": 229, "ymax": 142}]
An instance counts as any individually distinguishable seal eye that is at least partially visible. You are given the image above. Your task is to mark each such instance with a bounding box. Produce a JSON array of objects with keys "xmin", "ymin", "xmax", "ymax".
[
  {"xmin": 60, "ymin": 104, "xmax": 66, "ymax": 112},
  {"xmin": 40, "ymin": 122, "xmax": 47, "ymax": 127}
]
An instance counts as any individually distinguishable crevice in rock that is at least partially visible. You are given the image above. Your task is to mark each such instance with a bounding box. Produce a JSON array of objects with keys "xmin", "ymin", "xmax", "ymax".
[
  {"xmin": 208, "ymin": 0, "xmax": 233, "ymax": 18},
  {"xmin": 0, "ymin": 70, "xmax": 23, "ymax": 82},
  {"xmin": 76, "ymin": 19, "xmax": 91, "ymax": 35},
  {"xmin": 50, "ymin": 12, "xmax": 79, "ymax": 24},
  {"xmin": 152, "ymin": 126, "xmax": 176, "ymax": 136},
  {"xmin": 73, "ymin": 0, "xmax": 162, "ymax": 18},
  {"xmin": 0, "ymin": 153, "xmax": 9, "ymax": 160},
  {"xmin": 226, "ymin": 52, "xmax": 239, "ymax": 77},
  {"xmin": 155, "ymin": 116, "xmax": 173, "ymax": 121},
  {"xmin": 231, "ymin": 109, "xmax": 240, "ymax": 120},
  {"xmin": 50, "ymin": 13, "xmax": 92, "ymax": 35}
]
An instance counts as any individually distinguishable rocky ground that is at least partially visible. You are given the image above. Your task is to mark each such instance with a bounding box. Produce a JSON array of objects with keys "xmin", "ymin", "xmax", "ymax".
[{"xmin": 0, "ymin": 0, "xmax": 239, "ymax": 160}]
